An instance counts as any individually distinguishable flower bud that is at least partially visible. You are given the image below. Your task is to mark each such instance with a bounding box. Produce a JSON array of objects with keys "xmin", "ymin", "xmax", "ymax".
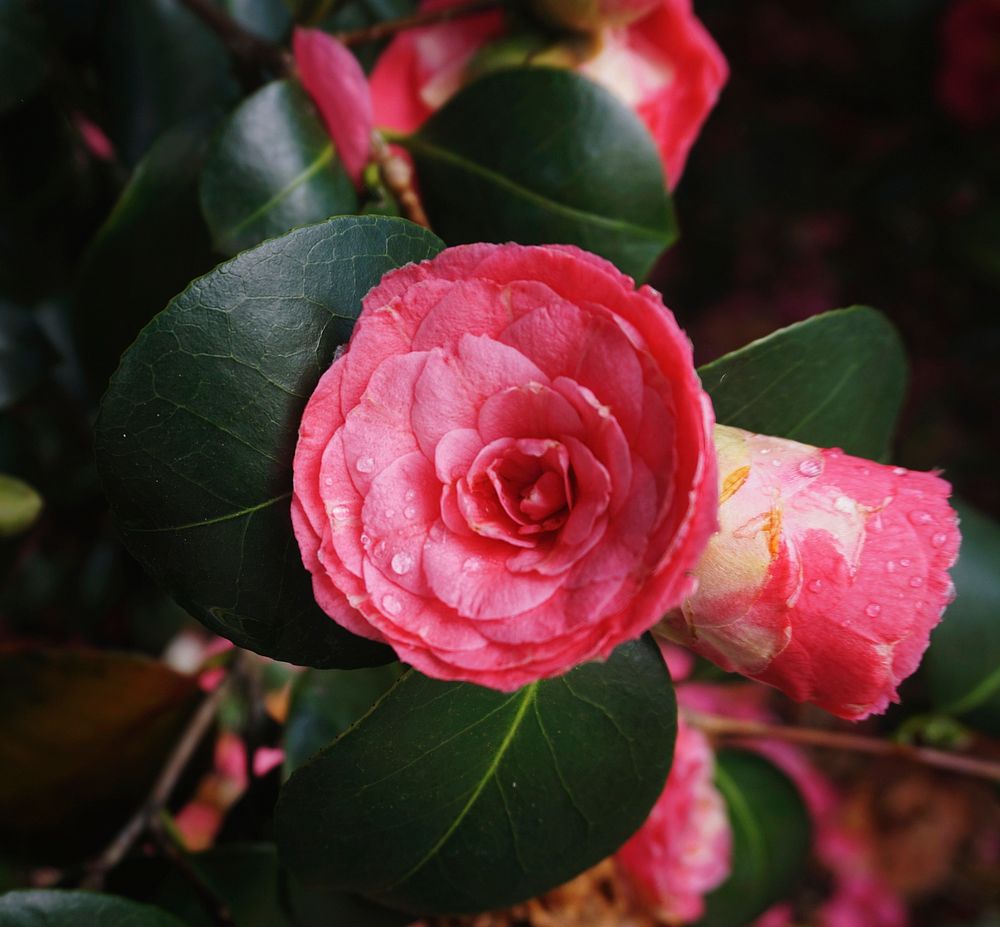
[{"xmin": 659, "ymin": 425, "xmax": 960, "ymax": 720}]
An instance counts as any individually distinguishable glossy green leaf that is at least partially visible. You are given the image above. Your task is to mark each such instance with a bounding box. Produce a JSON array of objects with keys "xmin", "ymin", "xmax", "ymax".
[
  {"xmin": 200, "ymin": 80, "xmax": 358, "ymax": 257},
  {"xmin": 0, "ymin": 474, "xmax": 43, "ymax": 537},
  {"xmin": 95, "ymin": 216, "xmax": 443, "ymax": 668},
  {"xmin": 698, "ymin": 750, "xmax": 812, "ymax": 927},
  {"xmin": 923, "ymin": 502, "xmax": 1000, "ymax": 736},
  {"xmin": 400, "ymin": 68, "xmax": 677, "ymax": 282},
  {"xmin": 0, "ymin": 891, "xmax": 186, "ymax": 926},
  {"xmin": 73, "ymin": 117, "xmax": 219, "ymax": 394},
  {"xmin": 0, "ymin": 0, "xmax": 48, "ymax": 114},
  {"xmin": 0, "ymin": 647, "xmax": 201, "ymax": 863},
  {"xmin": 284, "ymin": 664, "xmax": 404, "ymax": 773},
  {"xmin": 0, "ymin": 302, "xmax": 55, "ymax": 408},
  {"xmin": 98, "ymin": 0, "xmax": 238, "ymax": 166},
  {"xmin": 276, "ymin": 636, "xmax": 676, "ymax": 915},
  {"xmin": 698, "ymin": 306, "xmax": 907, "ymax": 459}
]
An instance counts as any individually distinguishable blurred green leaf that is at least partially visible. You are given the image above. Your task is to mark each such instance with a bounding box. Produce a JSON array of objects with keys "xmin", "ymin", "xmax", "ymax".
[
  {"xmin": 200, "ymin": 80, "xmax": 357, "ymax": 257},
  {"xmin": 697, "ymin": 749, "xmax": 812, "ymax": 927},
  {"xmin": 923, "ymin": 502, "xmax": 1000, "ymax": 736},
  {"xmin": 73, "ymin": 117, "xmax": 219, "ymax": 396},
  {"xmin": 0, "ymin": 473, "xmax": 42, "ymax": 536},
  {"xmin": 0, "ymin": 647, "xmax": 201, "ymax": 863},
  {"xmin": 98, "ymin": 0, "xmax": 239, "ymax": 166},
  {"xmin": 284, "ymin": 664, "xmax": 404, "ymax": 773},
  {"xmin": 401, "ymin": 68, "xmax": 677, "ymax": 282},
  {"xmin": 0, "ymin": 890, "xmax": 186, "ymax": 926},
  {"xmin": 277, "ymin": 636, "xmax": 676, "ymax": 915},
  {"xmin": 0, "ymin": 303, "xmax": 56, "ymax": 408},
  {"xmin": 222, "ymin": 0, "xmax": 292, "ymax": 41},
  {"xmin": 0, "ymin": 0, "xmax": 48, "ymax": 115},
  {"xmin": 698, "ymin": 306, "xmax": 908, "ymax": 459},
  {"xmin": 95, "ymin": 216, "xmax": 442, "ymax": 668}
]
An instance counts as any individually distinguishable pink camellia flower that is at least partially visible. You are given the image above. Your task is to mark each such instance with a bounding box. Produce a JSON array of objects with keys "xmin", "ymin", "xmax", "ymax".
[
  {"xmin": 615, "ymin": 716, "xmax": 732, "ymax": 922},
  {"xmin": 293, "ymin": 27, "xmax": 373, "ymax": 187},
  {"xmin": 681, "ymin": 681, "xmax": 907, "ymax": 927},
  {"xmin": 660, "ymin": 425, "xmax": 960, "ymax": 720},
  {"xmin": 369, "ymin": 0, "xmax": 727, "ymax": 188},
  {"xmin": 292, "ymin": 243, "xmax": 717, "ymax": 689}
]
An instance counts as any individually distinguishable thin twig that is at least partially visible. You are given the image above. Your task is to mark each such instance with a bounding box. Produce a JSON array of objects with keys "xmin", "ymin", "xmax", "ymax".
[
  {"xmin": 684, "ymin": 710, "xmax": 1000, "ymax": 784},
  {"xmin": 177, "ymin": 0, "xmax": 292, "ymax": 78},
  {"xmin": 372, "ymin": 133, "xmax": 430, "ymax": 227},
  {"xmin": 336, "ymin": 0, "xmax": 502, "ymax": 45},
  {"xmin": 81, "ymin": 673, "xmax": 233, "ymax": 889}
]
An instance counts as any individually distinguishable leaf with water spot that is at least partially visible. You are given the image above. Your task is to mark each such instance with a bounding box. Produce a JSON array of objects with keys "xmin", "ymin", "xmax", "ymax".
[
  {"xmin": 95, "ymin": 216, "xmax": 444, "ymax": 668},
  {"xmin": 276, "ymin": 636, "xmax": 676, "ymax": 915},
  {"xmin": 698, "ymin": 306, "xmax": 907, "ymax": 459}
]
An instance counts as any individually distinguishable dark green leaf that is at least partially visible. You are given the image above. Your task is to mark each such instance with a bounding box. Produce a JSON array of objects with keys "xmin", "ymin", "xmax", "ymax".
[
  {"xmin": 0, "ymin": 473, "xmax": 42, "ymax": 536},
  {"xmin": 222, "ymin": 0, "xmax": 292, "ymax": 41},
  {"xmin": 0, "ymin": 0, "xmax": 47, "ymax": 115},
  {"xmin": 0, "ymin": 647, "xmax": 201, "ymax": 863},
  {"xmin": 99, "ymin": 0, "xmax": 239, "ymax": 166},
  {"xmin": 276, "ymin": 636, "xmax": 676, "ymax": 915},
  {"xmin": 923, "ymin": 502, "xmax": 1000, "ymax": 736},
  {"xmin": 200, "ymin": 80, "xmax": 357, "ymax": 257},
  {"xmin": 0, "ymin": 303, "xmax": 56, "ymax": 408},
  {"xmin": 698, "ymin": 750, "xmax": 812, "ymax": 927},
  {"xmin": 284, "ymin": 664, "xmax": 404, "ymax": 773},
  {"xmin": 0, "ymin": 891, "xmax": 185, "ymax": 926},
  {"xmin": 95, "ymin": 216, "xmax": 443, "ymax": 668},
  {"xmin": 402, "ymin": 68, "xmax": 676, "ymax": 282},
  {"xmin": 0, "ymin": 890, "xmax": 188, "ymax": 926},
  {"xmin": 698, "ymin": 306, "xmax": 908, "ymax": 459},
  {"xmin": 73, "ymin": 117, "xmax": 219, "ymax": 394}
]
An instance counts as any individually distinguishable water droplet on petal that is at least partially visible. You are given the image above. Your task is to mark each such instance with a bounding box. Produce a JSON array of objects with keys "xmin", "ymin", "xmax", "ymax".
[
  {"xmin": 404, "ymin": 506, "xmax": 416, "ymax": 519},
  {"xmin": 892, "ymin": 466, "xmax": 906, "ymax": 476},
  {"xmin": 391, "ymin": 552, "xmax": 413, "ymax": 575},
  {"xmin": 356, "ymin": 456, "xmax": 374, "ymax": 473},
  {"xmin": 834, "ymin": 495, "xmax": 854, "ymax": 513},
  {"xmin": 759, "ymin": 448, "xmax": 770, "ymax": 455},
  {"xmin": 324, "ymin": 477, "xmax": 333, "ymax": 486},
  {"xmin": 404, "ymin": 489, "xmax": 416, "ymax": 502},
  {"xmin": 909, "ymin": 576, "xmax": 924, "ymax": 588},
  {"xmin": 866, "ymin": 603, "xmax": 882, "ymax": 618},
  {"xmin": 771, "ymin": 459, "xmax": 781, "ymax": 467},
  {"xmin": 331, "ymin": 504, "xmax": 350, "ymax": 521},
  {"xmin": 462, "ymin": 556, "xmax": 484, "ymax": 573},
  {"xmin": 373, "ymin": 540, "xmax": 387, "ymax": 558},
  {"xmin": 808, "ymin": 579, "xmax": 823, "ymax": 592},
  {"xmin": 931, "ymin": 531, "xmax": 948, "ymax": 548},
  {"xmin": 798, "ymin": 458, "xmax": 823, "ymax": 477},
  {"xmin": 360, "ymin": 533, "xmax": 371, "ymax": 549},
  {"xmin": 909, "ymin": 510, "xmax": 932, "ymax": 526},
  {"xmin": 886, "ymin": 560, "xmax": 896, "ymax": 573},
  {"xmin": 381, "ymin": 594, "xmax": 402, "ymax": 616},
  {"xmin": 899, "ymin": 558, "xmax": 911, "ymax": 568}
]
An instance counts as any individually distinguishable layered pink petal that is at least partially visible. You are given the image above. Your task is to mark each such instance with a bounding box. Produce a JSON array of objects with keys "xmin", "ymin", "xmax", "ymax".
[{"xmin": 292, "ymin": 243, "xmax": 717, "ymax": 689}]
